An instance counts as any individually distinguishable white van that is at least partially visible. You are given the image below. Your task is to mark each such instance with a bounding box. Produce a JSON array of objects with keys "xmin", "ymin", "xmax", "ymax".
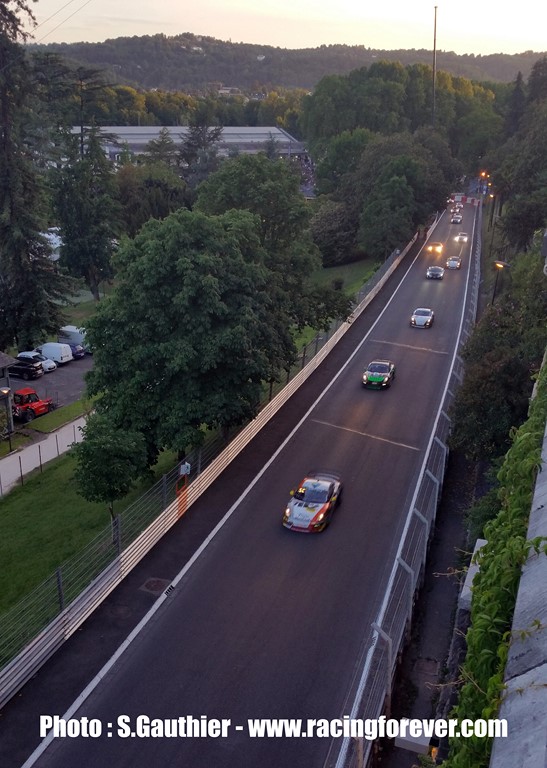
[
  {"xmin": 58, "ymin": 325, "xmax": 90, "ymax": 352},
  {"xmin": 36, "ymin": 342, "xmax": 74, "ymax": 365}
]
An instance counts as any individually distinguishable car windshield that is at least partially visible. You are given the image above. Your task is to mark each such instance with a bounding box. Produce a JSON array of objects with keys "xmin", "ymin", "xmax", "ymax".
[
  {"xmin": 368, "ymin": 363, "xmax": 389, "ymax": 373},
  {"xmin": 415, "ymin": 309, "xmax": 431, "ymax": 316},
  {"xmin": 294, "ymin": 484, "xmax": 329, "ymax": 504}
]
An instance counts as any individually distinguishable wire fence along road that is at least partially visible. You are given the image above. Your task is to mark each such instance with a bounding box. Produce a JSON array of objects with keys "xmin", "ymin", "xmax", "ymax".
[
  {"xmin": 0, "ymin": 418, "xmax": 86, "ymax": 497},
  {"xmin": 0, "ymin": 240, "xmax": 416, "ymax": 709}
]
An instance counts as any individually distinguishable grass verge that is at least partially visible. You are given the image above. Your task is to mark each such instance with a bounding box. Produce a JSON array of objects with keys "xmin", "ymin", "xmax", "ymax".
[{"xmin": 0, "ymin": 449, "xmax": 178, "ymax": 615}]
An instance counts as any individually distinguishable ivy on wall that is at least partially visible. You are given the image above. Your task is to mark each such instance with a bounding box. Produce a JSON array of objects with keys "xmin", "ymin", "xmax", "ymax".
[{"xmin": 443, "ymin": 360, "xmax": 547, "ymax": 768}]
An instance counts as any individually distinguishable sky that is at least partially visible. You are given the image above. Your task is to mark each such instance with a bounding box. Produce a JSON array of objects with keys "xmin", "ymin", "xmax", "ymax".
[{"xmin": 26, "ymin": 0, "xmax": 547, "ymax": 56}]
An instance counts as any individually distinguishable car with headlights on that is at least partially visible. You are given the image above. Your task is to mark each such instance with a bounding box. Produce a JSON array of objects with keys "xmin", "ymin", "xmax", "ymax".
[
  {"xmin": 446, "ymin": 256, "xmax": 462, "ymax": 269},
  {"xmin": 450, "ymin": 213, "xmax": 462, "ymax": 224},
  {"xmin": 426, "ymin": 265, "xmax": 445, "ymax": 280},
  {"xmin": 455, "ymin": 232, "xmax": 469, "ymax": 243},
  {"xmin": 282, "ymin": 472, "xmax": 342, "ymax": 532},
  {"xmin": 410, "ymin": 307, "xmax": 435, "ymax": 328},
  {"xmin": 426, "ymin": 241, "xmax": 444, "ymax": 255},
  {"xmin": 362, "ymin": 360, "xmax": 396, "ymax": 389}
]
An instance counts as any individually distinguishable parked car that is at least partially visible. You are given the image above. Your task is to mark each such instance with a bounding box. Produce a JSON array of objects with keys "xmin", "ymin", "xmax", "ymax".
[
  {"xmin": 8, "ymin": 358, "xmax": 44, "ymax": 380},
  {"xmin": 35, "ymin": 342, "xmax": 73, "ymax": 365},
  {"xmin": 58, "ymin": 325, "xmax": 91, "ymax": 353},
  {"xmin": 17, "ymin": 351, "xmax": 57, "ymax": 372},
  {"xmin": 66, "ymin": 343, "xmax": 86, "ymax": 359},
  {"xmin": 12, "ymin": 388, "xmax": 54, "ymax": 422}
]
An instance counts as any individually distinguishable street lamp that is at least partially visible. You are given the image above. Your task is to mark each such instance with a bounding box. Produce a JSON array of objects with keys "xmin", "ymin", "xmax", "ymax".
[
  {"xmin": 491, "ymin": 260, "xmax": 511, "ymax": 305},
  {"xmin": 0, "ymin": 386, "xmax": 13, "ymax": 452}
]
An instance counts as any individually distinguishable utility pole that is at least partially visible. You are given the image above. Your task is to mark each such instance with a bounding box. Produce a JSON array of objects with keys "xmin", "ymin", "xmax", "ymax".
[{"xmin": 432, "ymin": 5, "xmax": 438, "ymax": 127}]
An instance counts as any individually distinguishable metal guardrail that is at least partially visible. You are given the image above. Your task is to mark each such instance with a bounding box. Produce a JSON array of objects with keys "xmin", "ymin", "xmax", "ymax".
[
  {"xmin": 0, "ymin": 237, "xmax": 417, "ymax": 708},
  {"xmin": 327, "ymin": 208, "xmax": 482, "ymax": 768}
]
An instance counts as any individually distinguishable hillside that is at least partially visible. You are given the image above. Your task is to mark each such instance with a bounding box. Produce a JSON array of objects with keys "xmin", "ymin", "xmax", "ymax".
[{"xmin": 27, "ymin": 32, "xmax": 546, "ymax": 92}]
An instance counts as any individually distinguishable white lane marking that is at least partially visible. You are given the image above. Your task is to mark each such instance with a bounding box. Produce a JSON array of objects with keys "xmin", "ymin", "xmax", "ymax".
[
  {"xmin": 311, "ymin": 418, "xmax": 421, "ymax": 452},
  {"xmin": 370, "ymin": 339, "xmax": 450, "ymax": 355},
  {"xmin": 21, "ymin": 234, "xmax": 449, "ymax": 767},
  {"xmin": 333, "ymin": 211, "xmax": 476, "ymax": 768}
]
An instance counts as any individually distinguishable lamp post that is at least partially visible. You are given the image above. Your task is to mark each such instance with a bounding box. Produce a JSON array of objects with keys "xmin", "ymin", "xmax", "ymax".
[
  {"xmin": 0, "ymin": 386, "xmax": 13, "ymax": 452},
  {"xmin": 491, "ymin": 260, "xmax": 510, "ymax": 305}
]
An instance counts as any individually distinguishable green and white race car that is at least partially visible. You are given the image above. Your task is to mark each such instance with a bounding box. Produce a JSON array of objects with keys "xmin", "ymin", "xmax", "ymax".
[{"xmin": 362, "ymin": 360, "xmax": 396, "ymax": 389}]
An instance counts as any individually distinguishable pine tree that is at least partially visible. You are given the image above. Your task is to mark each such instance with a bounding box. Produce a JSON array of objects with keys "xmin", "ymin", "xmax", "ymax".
[
  {"xmin": 52, "ymin": 127, "xmax": 120, "ymax": 300},
  {"xmin": 0, "ymin": 15, "xmax": 77, "ymax": 351}
]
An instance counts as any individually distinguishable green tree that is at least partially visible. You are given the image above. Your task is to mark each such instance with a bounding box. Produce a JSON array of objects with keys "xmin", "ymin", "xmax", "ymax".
[
  {"xmin": 85, "ymin": 208, "xmax": 299, "ymax": 463},
  {"xmin": 314, "ymin": 128, "xmax": 373, "ymax": 196},
  {"xmin": 504, "ymin": 71, "xmax": 527, "ymax": 137},
  {"xmin": 358, "ymin": 174, "xmax": 415, "ymax": 259},
  {"xmin": 310, "ymin": 199, "xmax": 358, "ymax": 266},
  {"xmin": 72, "ymin": 413, "xmax": 148, "ymax": 520},
  {"xmin": 143, "ymin": 126, "xmax": 178, "ymax": 167},
  {"xmin": 527, "ymin": 55, "xmax": 547, "ymax": 103},
  {"xmin": 53, "ymin": 127, "xmax": 120, "ymax": 300},
  {"xmin": 195, "ymin": 153, "xmax": 351, "ymax": 330},
  {"xmin": 116, "ymin": 161, "xmax": 188, "ymax": 237},
  {"xmin": 0, "ymin": 14, "xmax": 77, "ymax": 351}
]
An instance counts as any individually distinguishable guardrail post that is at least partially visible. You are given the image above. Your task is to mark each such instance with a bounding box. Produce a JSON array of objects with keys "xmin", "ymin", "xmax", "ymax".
[
  {"xmin": 112, "ymin": 515, "xmax": 121, "ymax": 554},
  {"xmin": 56, "ymin": 567, "xmax": 64, "ymax": 611},
  {"xmin": 413, "ymin": 508, "xmax": 429, "ymax": 564},
  {"xmin": 162, "ymin": 473, "xmax": 167, "ymax": 509},
  {"xmin": 371, "ymin": 622, "xmax": 393, "ymax": 716},
  {"xmin": 397, "ymin": 557, "xmax": 415, "ymax": 618}
]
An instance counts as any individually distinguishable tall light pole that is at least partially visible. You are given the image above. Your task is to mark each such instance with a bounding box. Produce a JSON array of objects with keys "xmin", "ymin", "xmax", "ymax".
[{"xmin": 432, "ymin": 5, "xmax": 438, "ymax": 127}]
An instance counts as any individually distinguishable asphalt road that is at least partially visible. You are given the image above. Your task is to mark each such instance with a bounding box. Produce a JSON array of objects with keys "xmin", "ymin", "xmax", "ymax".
[{"xmin": 3, "ymin": 206, "xmax": 476, "ymax": 768}]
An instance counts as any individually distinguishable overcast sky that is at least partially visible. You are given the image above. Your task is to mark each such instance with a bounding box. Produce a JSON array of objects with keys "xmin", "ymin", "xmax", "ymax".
[{"xmin": 27, "ymin": 0, "xmax": 546, "ymax": 56}]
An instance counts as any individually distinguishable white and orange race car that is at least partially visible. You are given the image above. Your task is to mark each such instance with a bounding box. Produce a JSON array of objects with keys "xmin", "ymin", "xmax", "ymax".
[{"xmin": 282, "ymin": 472, "xmax": 342, "ymax": 532}]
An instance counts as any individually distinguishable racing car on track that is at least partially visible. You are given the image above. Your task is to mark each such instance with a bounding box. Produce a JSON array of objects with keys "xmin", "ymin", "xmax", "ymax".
[{"xmin": 282, "ymin": 472, "xmax": 342, "ymax": 532}]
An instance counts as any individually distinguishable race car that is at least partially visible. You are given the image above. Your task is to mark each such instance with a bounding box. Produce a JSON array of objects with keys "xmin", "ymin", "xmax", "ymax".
[
  {"xmin": 426, "ymin": 241, "xmax": 444, "ymax": 255},
  {"xmin": 426, "ymin": 265, "xmax": 445, "ymax": 280},
  {"xmin": 362, "ymin": 359, "xmax": 396, "ymax": 388},
  {"xmin": 282, "ymin": 472, "xmax": 342, "ymax": 532},
  {"xmin": 410, "ymin": 307, "xmax": 435, "ymax": 328}
]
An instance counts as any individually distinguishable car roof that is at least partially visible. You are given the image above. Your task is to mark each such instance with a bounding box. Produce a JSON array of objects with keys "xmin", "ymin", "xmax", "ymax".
[
  {"xmin": 414, "ymin": 307, "xmax": 433, "ymax": 313},
  {"xmin": 14, "ymin": 387, "xmax": 36, "ymax": 395},
  {"xmin": 458, "ymin": 232, "xmax": 468, "ymax": 236}
]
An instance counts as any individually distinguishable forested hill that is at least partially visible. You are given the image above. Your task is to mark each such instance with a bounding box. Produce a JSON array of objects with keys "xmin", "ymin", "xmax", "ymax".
[{"xmin": 27, "ymin": 32, "xmax": 545, "ymax": 91}]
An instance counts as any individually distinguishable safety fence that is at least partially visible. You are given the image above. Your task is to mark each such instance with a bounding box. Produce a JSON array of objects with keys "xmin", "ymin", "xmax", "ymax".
[
  {"xmin": 0, "ymin": 237, "xmax": 417, "ymax": 708},
  {"xmin": 326, "ymin": 211, "xmax": 482, "ymax": 768}
]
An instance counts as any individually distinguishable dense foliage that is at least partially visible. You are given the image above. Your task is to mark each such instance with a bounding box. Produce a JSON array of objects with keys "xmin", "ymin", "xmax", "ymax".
[
  {"xmin": 27, "ymin": 33, "xmax": 546, "ymax": 91},
  {"xmin": 449, "ymin": 240, "xmax": 547, "ymax": 460},
  {"xmin": 443, "ymin": 362, "xmax": 547, "ymax": 768},
  {"xmin": 0, "ymin": 17, "xmax": 77, "ymax": 351}
]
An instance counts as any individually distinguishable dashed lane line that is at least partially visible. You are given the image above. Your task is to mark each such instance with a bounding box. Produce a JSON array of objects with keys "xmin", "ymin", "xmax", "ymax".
[{"xmin": 310, "ymin": 418, "xmax": 421, "ymax": 452}]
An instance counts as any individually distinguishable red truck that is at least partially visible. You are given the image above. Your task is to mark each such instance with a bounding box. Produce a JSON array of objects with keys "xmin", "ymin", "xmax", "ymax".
[{"xmin": 12, "ymin": 388, "xmax": 54, "ymax": 422}]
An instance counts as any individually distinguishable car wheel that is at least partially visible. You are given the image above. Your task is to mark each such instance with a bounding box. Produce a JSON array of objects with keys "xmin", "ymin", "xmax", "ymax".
[
  {"xmin": 25, "ymin": 411, "xmax": 35, "ymax": 422},
  {"xmin": 22, "ymin": 372, "xmax": 30, "ymax": 380}
]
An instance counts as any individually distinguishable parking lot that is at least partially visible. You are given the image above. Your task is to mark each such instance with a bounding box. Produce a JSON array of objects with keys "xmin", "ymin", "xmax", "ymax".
[{"xmin": 9, "ymin": 355, "xmax": 93, "ymax": 408}]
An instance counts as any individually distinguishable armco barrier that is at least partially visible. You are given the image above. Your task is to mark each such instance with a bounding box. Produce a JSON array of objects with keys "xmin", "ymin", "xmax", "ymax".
[
  {"xmin": 327, "ymin": 209, "xmax": 482, "ymax": 768},
  {"xmin": 0, "ymin": 236, "xmax": 417, "ymax": 708}
]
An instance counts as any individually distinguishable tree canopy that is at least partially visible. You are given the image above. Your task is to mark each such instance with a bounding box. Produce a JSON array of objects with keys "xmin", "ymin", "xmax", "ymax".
[{"xmin": 85, "ymin": 208, "xmax": 301, "ymax": 463}]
